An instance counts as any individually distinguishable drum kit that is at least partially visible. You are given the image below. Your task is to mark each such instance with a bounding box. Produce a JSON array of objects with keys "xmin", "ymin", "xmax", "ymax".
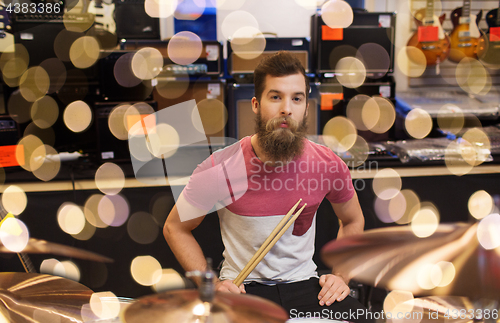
[{"xmin": 0, "ymin": 222, "xmax": 498, "ymax": 322}]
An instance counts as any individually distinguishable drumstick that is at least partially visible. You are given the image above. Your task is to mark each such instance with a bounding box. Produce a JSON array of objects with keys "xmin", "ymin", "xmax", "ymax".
[
  {"xmin": 233, "ymin": 201, "xmax": 307, "ymax": 287},
  {"xmin": 232, "ymin": 199, "xmax": 301, "ymax": 286}
]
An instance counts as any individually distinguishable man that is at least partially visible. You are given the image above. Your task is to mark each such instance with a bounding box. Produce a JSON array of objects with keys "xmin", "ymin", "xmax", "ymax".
[{"xmin": 164, "ymin": 51, "xmax": 367, "ymax": 319}]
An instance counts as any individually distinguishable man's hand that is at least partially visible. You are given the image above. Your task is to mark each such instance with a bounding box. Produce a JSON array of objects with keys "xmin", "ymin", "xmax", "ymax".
[
  {"xmin": 215, "ymin": 279, "xmax": 246, "ymax": 294},
  {"xmin": 318, "ymin": 274, "xmax": 350, "ymax": 306}
]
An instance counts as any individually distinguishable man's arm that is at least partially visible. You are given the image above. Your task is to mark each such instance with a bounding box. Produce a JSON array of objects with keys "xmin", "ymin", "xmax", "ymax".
[
  {"xmin": 163, "ymin": 197, "xmax": 245, "ymax": 294},
  {"xmin": 317, "ymin": 191, "xmax": 364, "ymax": 306}
]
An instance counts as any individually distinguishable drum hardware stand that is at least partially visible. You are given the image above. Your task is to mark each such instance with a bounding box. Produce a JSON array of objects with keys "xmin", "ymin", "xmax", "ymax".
[{"xmin": 185, "ymin": 258, "xmax": 217, "ymax": 321}]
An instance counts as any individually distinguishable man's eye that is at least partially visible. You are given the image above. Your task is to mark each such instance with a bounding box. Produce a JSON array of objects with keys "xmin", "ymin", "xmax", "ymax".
[
  {"xmin": 271, "ymin": 95, "xmax": 280, "ymax": 100},
  {"xmin": 293, "ymin": 97, "xmax": 302, "ymax": 102}
]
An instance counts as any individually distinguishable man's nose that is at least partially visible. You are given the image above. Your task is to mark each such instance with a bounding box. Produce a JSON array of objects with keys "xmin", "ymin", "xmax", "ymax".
[{"xmin": 280, "ymin": 100, "xmax": 292, "ymax": 116}]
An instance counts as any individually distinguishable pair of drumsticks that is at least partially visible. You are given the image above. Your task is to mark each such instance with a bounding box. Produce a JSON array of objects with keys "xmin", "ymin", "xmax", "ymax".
[{"xmin": 233, "ymin": 199, "xmax": 307, "ymax": 286}]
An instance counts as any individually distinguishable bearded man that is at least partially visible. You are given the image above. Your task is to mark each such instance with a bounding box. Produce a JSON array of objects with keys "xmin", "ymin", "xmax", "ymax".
[{"xmin": 164, "ymin": 51, "xmax": 368, "ymax": 321}]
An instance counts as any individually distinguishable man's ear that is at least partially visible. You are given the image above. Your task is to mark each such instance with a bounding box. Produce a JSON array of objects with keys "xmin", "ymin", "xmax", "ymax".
[
  {"xmin": 305, "ymin": 102, "xmax": 309, "ymax": 118},
  {"xmin": 251, "ymin": 97, "xmax": 259, "ymax": 114}
]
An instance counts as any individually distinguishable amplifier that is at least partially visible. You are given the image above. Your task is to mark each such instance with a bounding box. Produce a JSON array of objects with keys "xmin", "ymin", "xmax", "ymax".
[
  {"xmin": 95, "ymin": 100, "xmax": 157, "ymax": 161},
  {"xmin": 121, "ymin": 39, "xmax": 223, "ymax": 77},
  {"xmin": 318, "ymin": 77, "xmax": 396, "ymax": 142},
  {"xmin": 98, "ymin": 50, "xmax": 154, "ymax": 101},
  {"xmin": 227, "ymin": 37, "xmax": 311, "ymax": 80},
  {"xmin": 114, "ymin": 0, "xmax": 160, "ymax": 40},
  {"xmin": 226, "ymin": 82, "xmax": 320, "ymax": 140},
  {"xmin": 0, "ymin": 115, "xmax": 21, "ymax": 167},
  {"xmin": 311, "ymin": 12, "xmax": 396, "ymax": 79}
]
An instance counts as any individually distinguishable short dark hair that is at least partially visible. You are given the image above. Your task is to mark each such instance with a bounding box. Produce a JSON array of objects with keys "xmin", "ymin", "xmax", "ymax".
[{"xmin": 253, "ymin": 51, "xmax": 310, "ymax": 103}]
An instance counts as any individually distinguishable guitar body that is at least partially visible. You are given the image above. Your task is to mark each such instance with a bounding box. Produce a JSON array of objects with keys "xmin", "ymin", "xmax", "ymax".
[
  {"xmin": 407, "ymin": 10, "xmax": 451, "ymax": 66},
  {"xmin": 477, "ymin": 6, "xmax": 500, "ymax": 68},
  {"xmin": 448, "ymin": 7, "xmax": 482, "ymax": 62}
]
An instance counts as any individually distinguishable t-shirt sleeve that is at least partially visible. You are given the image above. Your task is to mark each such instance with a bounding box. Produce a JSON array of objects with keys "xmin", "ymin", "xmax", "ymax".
[
  {"xmin": 324, "ymin": 152, "xmax": 355, "ymax": 204},
  {"xmin": 182, "ymin": 155, "xmax": 227, "ymax": 211}
]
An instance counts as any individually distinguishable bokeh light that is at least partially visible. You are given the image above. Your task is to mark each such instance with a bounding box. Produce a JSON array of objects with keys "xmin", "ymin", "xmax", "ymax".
[
  {"xmin": 24, "ymin": 123, "xmax": 56, "ymax": 147},
  {"xmin": 63, "ymin": 2, "xmax": 93, "ymax": 32},
  {"xmin": 445, "ymin": 140, "xmax": 474, "ymax": 176},
  {"xmin": 153, "ymin": 268, "xmax": 186, "ymax": 292},
  {"xmin": 168, "ymin": 31, "xmax": 203, "ymax": 65},
  {"xmin": 16, "ymin": 135, "xmax": 44, "ymax": 171},
  {"xmin": 98, "ymin": 194, "xmax": 130, "ymax": 227},
  {"xmin": 321, "ymin": 0, "xmax": 353, "ymax": 28},
  {"xmin": 147, "ymin": 123, "xmax": 180, "ymax": 159},
  {"xmin": 64, "ymin": 100, "xmax": 93, "ymax": 133},
  {"xmin": 397, "ymin": 46, "xmax": 427, "ymax": 77},
  {"xmin": 383, "ymin": 290, "xmax": 415, "ymax": 320},
  {"xmin": 130, "ymin": 255, "xmax": 162, "ymax": 286},
  {"xmin": 405, "ymin": 108, "xmax": 433, "ymax": 139},
  {"xmin": 329, "ymin": 44, "xmax": 357, "ymax": 70},
  {"xmin": 193, "ymin": 99, "xmax": 228, "ymax": 136},
  {"xmin": 335, "ymin": 57, "xmax": 366, "ymax": 88},
  {"xmin": 220, "ymin": 10, "xmax": 259, "ymax": 41},
  {"xmin": 0, "ymin": 44, "xmax": 29, "ymax": 79},
  {"xmin": 356, "ymin": 43, "xmax": 391, "ymax": 78},
  {"xmin": 461, "ymin": 127, "xmax": 491, "ymax": 166},
  {"xmin": 0, "ymin": 217, "xmax": 29, "ymax": 252},
  {"xmin": 456, "ymin": 57, "xmax": 490, "ymax": 95},
  {"xmin": 114, "ymin": 53, "xmax": 143, "ymax": 88},
  {"xmin": 396, "ymin": 189, "xmax": 421, "ymax": 225},
  {"xmin": 57, "ymin": 202, "xmax": 86, "ymax": 235},
  {"xmin": 127, "ymin": 212, "xmax": 159, "ymax": 244},
  {"xmin": 150, "ymin": 192, "xmax": 175, "ymax": 227},
  {"xmin": 144, "ymin": 0, "xmax": 178, "ymax": 18},
  {"xmin": 468, "ymin": 190, "xmax": 493, "ymax": 220},
  {"xmin": 436, "ymin": 261, "xmax": 455, "ymax": 287},
  {"xmin": 69, "ymin": 36, "xmax": 101, "ymax": 69},
  {"xmin": 19, "ymin": 66, "xmax": 50, "ymax": 102},
  {"xmin": 8, "ymin": 90, "xmax": 32, "ymax": 124},
  {"xmin": 131, "ymin": 47, "xmax": 163, "ymax": 80},
  {"xmin": 1, "ymin": 185, "xmax": 27, "ymax": 216},
  {"xmin": 411, "ymin": 202, "xmax": 440, "ymax": 238},
  {"xmin": 31, "ymin": 96, "xmax": 59, "ymax": 129},
  {"xmin": 40, "ymin": 258, "xmax": 61, "ymax": 275},
  {"xmin": 40, "ymin": 58, "xmax": 67, "ymax": 94},
  {"xmin": 95, "ymin": 163, "xmax": 125, "ymax": 195},
  {"xmin": 346, "ymin": 95, "xmax": 375, "ymax": 131},
  {"xmin": 417, "ymin": 263, "xmax": 441, "ymax": 290},
  {"xmin": 230, "ymin": 26, "xmax": 266, "ymax": 60},
  {"xmin": 374, "ymin": 191, "xmax": 406, "ymax": 223},
  {"xmin": 477, "ymin": 213, "xmax": 500, "ymax": 250},
  {"xmin": 436, "ymin": 104, "xmax": 464, "ymax": 135},
  {"xmin": 345, "ymin": 135, "xmax": 369, "ymax": 167},
  {"xmin": 54, "ymin": 260, "xmax": 81, "ymax": 281},
  {"xmin": 71, "ymin": 216, "xmax": 97, "ymax": 241},
  {"xmin": 84, "ymin": 194, "xmax": 108, "ymax": 228},
  {"xmin": 155, "ymin": 71, "xmax": 190, "ymax": 99},
  {"xmin": 372, "ymin": 168, "xmax": 402, "ymax": 200},
  {"xmin": 108, "ymin": 104, "xmax": 131, "ymax": 140},
  {"xmin": 31, "ymin": 145, "xmax": 61, "ymax": 181},
  {"xmin": 89, "ymin": 292, "xmax": 121, "ymax": 320},
  {"xmin": 322, "ymin": 116, "xmax": 357, "ymax": 153},
  {"xmin": 215, "ymin": 0, "xmax": 246, "ymax": 10}
]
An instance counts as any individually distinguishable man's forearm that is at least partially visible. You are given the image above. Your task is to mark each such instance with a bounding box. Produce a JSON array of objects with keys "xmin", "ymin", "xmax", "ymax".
[
  {"xmin": 164, "ymin": 224, "xmax": 208, "ymax": 273},
  {"xmin": 337, "ymin": 219, "xmax": 364, "ymax": 239}
]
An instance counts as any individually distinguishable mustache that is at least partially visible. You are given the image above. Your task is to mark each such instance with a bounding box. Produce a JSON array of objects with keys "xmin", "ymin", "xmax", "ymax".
[{"xmin": 265, "ymin": 116, "xmax": 299, "ymax": 132}]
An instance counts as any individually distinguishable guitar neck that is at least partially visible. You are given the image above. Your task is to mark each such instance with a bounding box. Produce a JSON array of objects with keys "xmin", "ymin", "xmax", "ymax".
[
  {"xmin": 497, "ymin": 1, "xmax": 500, "ymax": 26},
  {"xmin": 462, "ymin": 0, "xmax": 470, "ymax": 18},
  {"xmin": 425, "ymin": 0, "xmax": 435, "ymax": 23}
]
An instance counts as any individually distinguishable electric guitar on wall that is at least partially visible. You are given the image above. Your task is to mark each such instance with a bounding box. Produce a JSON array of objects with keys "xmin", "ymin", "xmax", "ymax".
[
  {"xmin": 448, "ymin": 0, "xmax": 482, "ymax": 62},
  {"xmin": 477, "ymin": 2, "xmax": 500, "ymax": 68},
  {"xmin": 87, "ymin": 0, "xmax": 118, "ymax": 50},
  {"xmin": 407, "ymin": 0, "xmax": 451, "ymax": 67}
]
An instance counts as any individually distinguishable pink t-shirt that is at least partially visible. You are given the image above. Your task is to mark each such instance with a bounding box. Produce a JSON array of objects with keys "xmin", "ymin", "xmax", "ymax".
[{"xmin": 183, "ymin": 136, "xmax": 354, "ymax": 283}]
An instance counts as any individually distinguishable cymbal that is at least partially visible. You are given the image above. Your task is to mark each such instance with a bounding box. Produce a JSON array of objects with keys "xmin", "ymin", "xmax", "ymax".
[
  {"xmin": 122, "ymin": 289, "xmax": 289, "ymax": 323},
  {"xmin": 0, "ymin": 272, "xmax": 93, "ymax": 323},
  {"xmin": 0, "ymin": 238, "xmax": 113, "ymax": 263},
  {"xmin": 321, "ymin": 223, "xmax": 500, "ymax": 301}
]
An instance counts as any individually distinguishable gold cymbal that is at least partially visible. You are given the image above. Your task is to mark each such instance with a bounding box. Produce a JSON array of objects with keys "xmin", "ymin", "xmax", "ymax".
[
  {"xmin": 321, "ymin": 223, "xmax": 500, "ymax": 300},
  {"xmin": 0, "ymin": 238, "xmax": 113, "ymax": 263},
  {"xmin": 122, "ymin": 289, "xmax": 289, "ymax": 323},
  {"xmin": 0, "ymin": 272, "xmax": 93, "ymax": 323}
]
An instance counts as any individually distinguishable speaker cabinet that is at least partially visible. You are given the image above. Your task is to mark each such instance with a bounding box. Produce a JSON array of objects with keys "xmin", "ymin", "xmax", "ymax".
[{"xmin": 114, "ymin": 0, "xmax": 160, "ymax": 40}]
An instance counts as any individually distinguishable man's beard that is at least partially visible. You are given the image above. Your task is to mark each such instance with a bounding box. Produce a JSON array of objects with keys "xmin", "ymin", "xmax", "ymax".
[{"xmin": 255, "ymin": 110, "xmax": 308, "ymax": 163}]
